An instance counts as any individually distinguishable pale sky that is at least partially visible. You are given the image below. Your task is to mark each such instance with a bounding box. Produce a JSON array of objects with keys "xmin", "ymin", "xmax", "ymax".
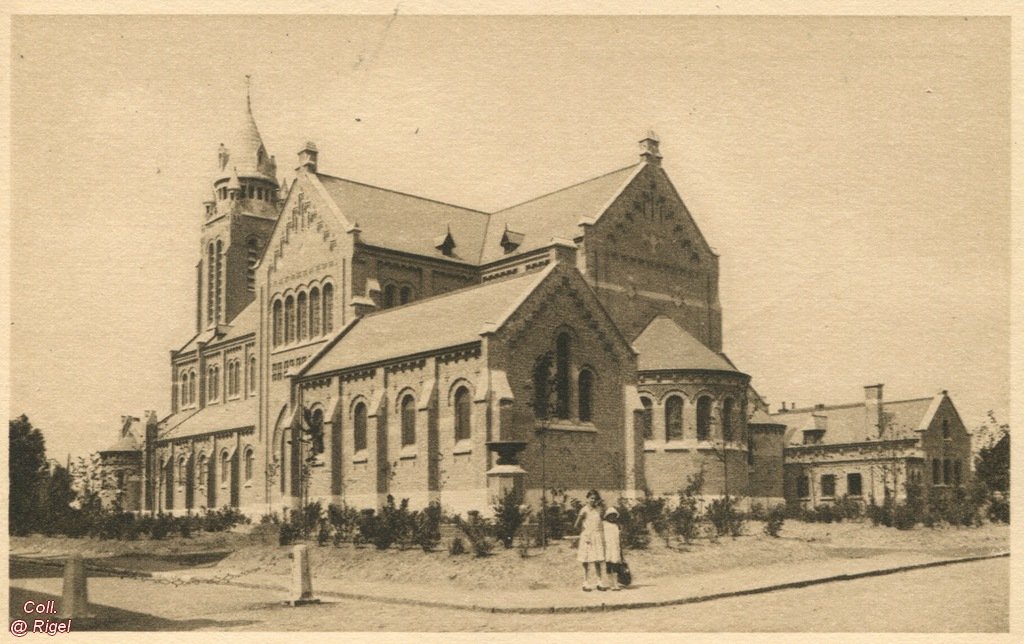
[{"xmin": 9, "ymin": 14, "xmax": 1010, "ymax": 461}]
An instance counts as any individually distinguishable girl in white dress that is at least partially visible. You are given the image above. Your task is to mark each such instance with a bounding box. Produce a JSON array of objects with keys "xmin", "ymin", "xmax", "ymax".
[
  {"xmin": 603, "ymin": 507, "xmax": 623, "ymax": 590},
  {"xmin": 574, "ymin": 489, "xmax": 607, "ymax": 591}
]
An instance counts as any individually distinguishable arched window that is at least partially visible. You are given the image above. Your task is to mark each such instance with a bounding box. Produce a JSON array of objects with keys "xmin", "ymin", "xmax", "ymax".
[
  {"xmin": 272, "ymin": 299, "xmax": 283, "ymax": 347},
  {"xmin": 532, "ymin": 354, "xmax": 552, "ymax": 420},
  {"xmin": 221, "ymin": 450, "xmax": 230, "ymax": 484},
  {"xmin": 354, "ymin": 402, "xmax": 368, "ymax": 452},
  {"xmin": 640, "ymin": 397, "xmax": 653, "ymax": 440},
  {"xmin": 383, "ymin": 284, "xmax": 397, "ymax": 309},
  {"xmin": 309, "ymin": 287, "xmax": 321, "ymax": 336},
  {"xmin": 322, "ymin": 283, "xmax": 334, "ymax": 333},
  {"xmin": 555, "ymin": 332, "xmax": 571, "ymax": 419},
  {"xmin": 399, "ymin": 285, "xmax": 413, "ymax": 305},
  {"xmin": 206, "ymin": 243, "xmax": 216, "ymax": 324},
  {"xmin": 722, "ymin": 398, "xmax": 734, "ymax": 441},
  {"xmin": 665, "ymin": 395, "xmax": 683, "ymax": 440},
  {"xmin": 284, "ymin": 296, "xmax": 295, "ymax": 344},
  {"xmin": 244, "ymin": 448, "xmax": 254, "ymax": 482},
  {"xmin": 208, "ymin": 365, "xmax": 219, "ymax": 402},
  {"xmin": 696, "ymin": 396, "xmax": 712, "ymax": 441},
  {"xmin": 179, "ymin": 372, "xmax": 188, "ymax": 408},
  {"xmin": 401, "ymin": 394, "xmax": 416, "ymax": 446},
  {"xmin": 943, "ymin": 459, "xmax": 951, "ymax": 485},
  {"xmin": 297, "ymin": 292, "xmax": 308, "ymax": 341},
  {"xmin": 246, "ymin": 238, "xmax": 260, "ymax": 293},
  {"xmin": 188, "ymin": 371, "xmax": 196, "ymax": 406},
  {"xmin": 454, "ymin": 387, "xmax": 472, "ymax": 441},
  {"xmin": 177, "ymin": 455, "xmax": 187, "ymax": 484},
  {"xmin": 578, "ymin": 369, "xmax": 594, "ymax": 422},
  {"xmin": 942, "ymin": 419, "xmax": 950, "ymax": 439},
  {"xmin": 309, "ymin": 408, "xmax": 325, "ymax": 456},
  {"xmin": 248, "ymin": 356, "xmax": 257, "ymax": 394},
  {"xmin": 197, "ymin": 454, "xmax": 208, "ymax": 489}
]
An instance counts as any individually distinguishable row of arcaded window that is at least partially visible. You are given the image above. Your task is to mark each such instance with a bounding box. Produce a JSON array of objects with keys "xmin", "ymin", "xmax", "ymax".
[
  {"xmin": 217, "ymin": 184, "xmax": 277, "ymax": 202},
  {"xmin": 380, "ymin": 282, "xmax": 415, "ymax": 309},
  {"xmin": 532, "ymin": 332, "xmax": 596, "ymax": 423},
  {"xmin": 179, "ymin": 355, "xmax": 256, "ymax": 409},
  {"xmin": 347, "ymin": 386, "xmax": 473, "ymax": 454},
  {"xmin": 797, "ymin": 473, "xmax": 862, "ymax": 499},
  {"xmin": 272, "ymin": 283, "xmax": 333, "ymax": 347},
  {"xmin": 638, "ymin": 395, "xmax": 738, "ymax": 442}
]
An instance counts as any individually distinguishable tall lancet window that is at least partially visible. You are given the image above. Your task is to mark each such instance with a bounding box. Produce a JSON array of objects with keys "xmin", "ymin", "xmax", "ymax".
[
  {"xmin": 297, "ymin": 292, "xmax": 308, "ymax": 341},
  {"xmin": 555, "ymin": 332, "xmax": 571, "ymax": 419},
  {"xmin": 215, "ymin": 240, "xmax": 224, "ymax": 323},
  {"xmin": 284, "ymin": 296, "xmax": 295, "ymax": 344},
  {"xmin": 309, "ymin": 287, "xmax": 321, "ymax": 337},
  {"xmin": 322, "ymin": 283, "xmax": 334, "ymax": 333},
  {"xmin": 206, "ymin": 243, "xmax": 216, "ymax": 325},
  {"xmin": 246, "ymin": 238, "xmax": 260, "ymax": 293}
]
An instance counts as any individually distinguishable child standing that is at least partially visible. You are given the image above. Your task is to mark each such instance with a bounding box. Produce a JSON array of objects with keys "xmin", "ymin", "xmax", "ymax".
[
  {"xmin": 603, "ymin": 507, "xmax": 624, "ymax": 590},
  {"xmin": 574, "ymin": 489, "xmax": 607, "ymax": 591}
]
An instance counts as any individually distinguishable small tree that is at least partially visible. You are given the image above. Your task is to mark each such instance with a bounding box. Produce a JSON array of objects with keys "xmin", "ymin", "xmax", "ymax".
[
  {"xmin": 9, "ymin": 415, "xmax": 48, "ymax": 535},
  {"xmin": 974, "ymin": 412, "xmax": 1009, "ymax": 493}
]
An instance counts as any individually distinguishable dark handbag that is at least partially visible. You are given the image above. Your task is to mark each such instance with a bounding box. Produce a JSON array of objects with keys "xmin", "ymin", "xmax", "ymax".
[{"xmin": 617, "ymin": 559, "xmax": 632, "ymax": 587}]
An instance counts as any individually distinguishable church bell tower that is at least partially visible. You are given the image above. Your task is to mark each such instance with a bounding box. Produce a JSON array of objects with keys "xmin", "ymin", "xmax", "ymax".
[{"xmin": 197, "ymin": 77, "xmax": 281, "ymax": 331}]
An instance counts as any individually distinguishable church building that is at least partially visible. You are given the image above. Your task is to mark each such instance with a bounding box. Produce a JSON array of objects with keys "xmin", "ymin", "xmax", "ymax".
[{"xmin": 111, "ymin": 86, "xmax": 791, "ymax": 516}]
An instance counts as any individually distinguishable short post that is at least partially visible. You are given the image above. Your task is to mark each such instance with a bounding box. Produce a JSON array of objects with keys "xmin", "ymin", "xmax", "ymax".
[
  {"xmin": 285, "ymin": 544, "xmax": 319, "ymax": 606},
  {"xmin": 60, "ymin": 553, "xmax": 94, "ymax": 618}
]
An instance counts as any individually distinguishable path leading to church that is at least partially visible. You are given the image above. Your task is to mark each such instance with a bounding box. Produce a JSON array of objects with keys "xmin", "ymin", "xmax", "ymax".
[{"xmin": 9, "ymin": 557, "xmax": 1008, "ymax": 632}]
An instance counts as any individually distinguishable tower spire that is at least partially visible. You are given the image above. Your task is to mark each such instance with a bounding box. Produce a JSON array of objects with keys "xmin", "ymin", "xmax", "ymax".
[{"xmin": 245, "ymin": 74, "xmax": 252, "ymax": 113}]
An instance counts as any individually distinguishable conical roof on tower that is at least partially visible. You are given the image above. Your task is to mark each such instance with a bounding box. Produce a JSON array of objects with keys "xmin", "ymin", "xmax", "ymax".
[{"xmin": 216, "ymin": 77, "xmax": 277, "ymax": 185}]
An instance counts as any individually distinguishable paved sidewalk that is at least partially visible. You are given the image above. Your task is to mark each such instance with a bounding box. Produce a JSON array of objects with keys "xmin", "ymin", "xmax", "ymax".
[{"xmin": 132, "ymin": 549, "xmax": 1008, "ymax": 614}]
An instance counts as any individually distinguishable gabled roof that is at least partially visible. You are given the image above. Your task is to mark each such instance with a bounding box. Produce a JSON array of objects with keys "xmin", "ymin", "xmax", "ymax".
[
  {"xmin": 480, "ymin": 164, "xmax": 642, "ymax": 263},
  {"xmin": 101, "ymin": 417, "xmax": 144, "ymax": 453},
  {"xmin": 773, "ymin": 395, "xmax": 938, "ymax": 446},
  {"xmin": 631, "ymin": 315, "xmax": 741, "ymax": 374},
  {"xmin": 301, "ymin": 265, "xmax": 556, "ymax": 377},
  {"xmin": 160, "ymin": 397, "xmax": 258, "ymax": 441},
  {"xmin": 177, "ymin": 300, "xmax": 257, "ymax": 354},
  {"xmin": 315, "ymin": 173, "xmax": 489, "ymax": 263}
]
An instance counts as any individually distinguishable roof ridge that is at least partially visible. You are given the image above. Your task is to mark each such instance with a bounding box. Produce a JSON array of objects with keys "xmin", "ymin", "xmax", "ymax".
[
  {"xmin": 777, "ymin": 395, "xmax": 936, "ymax": 415},
  {"xmin": 493, "ymin": 164, "xmax": 640, "ymax": 213},
  {"xmin": 315, "ymin": 172, "xmax": 489, "ymax": 215}
]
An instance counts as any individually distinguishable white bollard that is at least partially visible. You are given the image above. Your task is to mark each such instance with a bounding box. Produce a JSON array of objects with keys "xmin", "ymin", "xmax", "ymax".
[
  {"xmin": 286, "ymin": 544, "xmax": 319, "ymax": 606},
  {"xmin": 60, "ymin": 553, "xmax": 94, "ymax": 618}
]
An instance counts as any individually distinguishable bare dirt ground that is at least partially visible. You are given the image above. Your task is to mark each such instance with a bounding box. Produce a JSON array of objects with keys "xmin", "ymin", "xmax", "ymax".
[{"xmin": 10, "ymin": 520, "xmax": 1009, "ymax": 591}]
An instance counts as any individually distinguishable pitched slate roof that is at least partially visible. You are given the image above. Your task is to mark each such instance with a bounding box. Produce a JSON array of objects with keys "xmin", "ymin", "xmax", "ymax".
[
  {"xmin": 316, "ymin": 173, "xmax": 490, "ymax": 263},
  {"xmin": 773, "ymin": 395, "xmax": 937, "ymax": 446},
  {"xmin": 160, "ymin": 397, "xmax": 258, "ymax": 441},
  {"xmin": 101, "ymin": 418, "xmax": 144, "ymax": 453},
  {"xmin": 177, "ymin": 300, "xmax": 258, "ymax": 354},
  {"xmin": 302, "ymin": 265, "xmax": 556, "ymax": 377},
  {"xmin": 631, "ymin": 315, "xmax": 741, "ymax": 374},
  {"xmin": 480, "ymin": 164, "xmax": 642, "ymax": 263}
]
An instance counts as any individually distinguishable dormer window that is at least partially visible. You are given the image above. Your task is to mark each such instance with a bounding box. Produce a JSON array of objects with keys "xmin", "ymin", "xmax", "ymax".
[
  {"xmin": 802, "ymin": 429, "xmax": 825, "ymax": 445},
  {"xmin": 500, "ymin": 228, "xmax": 524, "ymax": 254},
  {"xmin": 434, "ymin": 229, "xmax": 456, "ymax": 257}
]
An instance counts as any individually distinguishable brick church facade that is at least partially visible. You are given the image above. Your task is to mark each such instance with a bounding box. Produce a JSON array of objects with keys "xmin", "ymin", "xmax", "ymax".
[{"xmin": 106, "ymin": 88, "xmax": 966, "ymax": 517}]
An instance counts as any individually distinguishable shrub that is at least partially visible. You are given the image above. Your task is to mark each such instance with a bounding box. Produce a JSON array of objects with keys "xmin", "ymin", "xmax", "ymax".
[
  {"xmin": 615, "ymin": 502, "xmax": 650, "ymax": 550},
  {"xmin": 327, "ymin": 504, "xmax": 360, "ymax": 544},
  {"xmin": 892, "ymin": 502, "xmax": 917, "ymax": 530},
  {"xmin": 747, "ymin": 502, "xmax": 767, "ymax": 522},
  {"xmin": 279, "ymin": 521, "xmax": 298, "ymax": 545},
  {"xmin": 150, "ymin": 513, "xmax": 173, "ymax": 540},
  {"xmin": 412, "ymin": 502, "xmax": 442, "ymax": 552},
  {"xmin": 706, "ymin": 496, "xmax": 745, "ymax": 537},
  {"xmin": 988, "ymin": 493, "xmax": 1009, "ymax": 523},
  {"xmin": 452, "ymin": 514, "xmax": 495, "ymax": 557},
  {"xmin": 763, "ymin": 504, "xmax": 785, "ymax": 537},
  {"xmin": 493, "ymin": 489, "xmax": 526, "ymax": 549},
  {"xmin": 831, "ymin": 495, "xmax": 863, "ymax": 522},
  {"xmin": 634, "ymin": 490, "xmax": 671, "ymax": 545},
  {"xmin": 669, "ymin": 472, "xmax": 704, "ymax": 544},
  {"xmin": 538, "ymin": 490, "xmax": 577, "ymax": 542},
  {"xmin": 448, "ymin": 536, "xmax": 466, "ymax": 555}
]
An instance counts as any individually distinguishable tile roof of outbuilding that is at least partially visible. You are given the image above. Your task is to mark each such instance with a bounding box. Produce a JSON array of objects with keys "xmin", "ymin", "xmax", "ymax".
[
  {"xmin": 773, "ymin": 395, "xmax": 938, "ymax": 446},
  {"xmin": 632, "ymin": 315, "xmax": 741, "ymax": 374},
  {"xmin": 301, "ymin": 264, "xmax": 556, "ymax": 377}
]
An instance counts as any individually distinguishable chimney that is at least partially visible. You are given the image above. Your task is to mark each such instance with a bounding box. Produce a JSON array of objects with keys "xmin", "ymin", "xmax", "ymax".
[
  {"xmin": 297, "ymin": 141, "xmax": 318, "ymax": 173},
  {"xmin": 779, "ymin": 402, "xmax": 787, "ymax": 412},
  {"xmin": 864, "ymin": 384, "xmax": 884, "ymax": 437},
  {"xmin": 351, "ymin": 295, "xmax": 376, "ymax": 318},
  {"xmin": 812, "ymin": 413, "xmax": 828, "ymax": 430},
  {"xmin": 638, "ymin": 130, "xmax": 662, "ymax": 165}
]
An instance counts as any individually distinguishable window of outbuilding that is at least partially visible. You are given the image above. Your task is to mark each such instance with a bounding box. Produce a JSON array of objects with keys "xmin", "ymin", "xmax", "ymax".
[
  {"xmin": 797, "ymin": 475, "xmax": 810, "ymax": 499},
  {"xmin": 932, "ymin": 459, "xmax": 941, "ymax": 485},
  {"xmin": 847, "ymin": 472, "xmax": 863, "ymax": 496},
  {"xmin": 820, "ymin": 474, "xmax": 836, "ymax": 498}
]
